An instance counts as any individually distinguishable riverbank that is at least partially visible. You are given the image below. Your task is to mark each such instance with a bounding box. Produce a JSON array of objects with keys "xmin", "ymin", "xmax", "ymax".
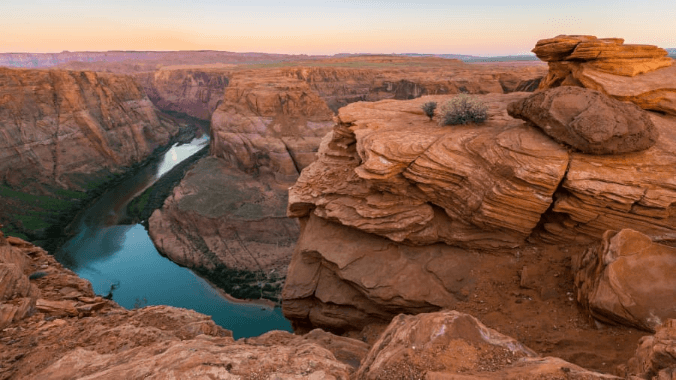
[{"xmin": 200, "ymin": 275, "xmax": 277, "ymax": 309}]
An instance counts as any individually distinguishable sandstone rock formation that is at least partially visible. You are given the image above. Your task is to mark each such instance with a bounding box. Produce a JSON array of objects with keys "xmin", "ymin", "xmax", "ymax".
[
  {"xmin": 357, "ymin": 310, "xmax": 618, "ymax": 379},
  {"xmin": 0, "ymin": 67, "xmax": 179, "ymax": 192},
  {"xmin": 210, "ymin": 71, "xmax": 336, "ymax": 181},
  {"xmin": 1, "ymin": 229, "xmax": 656, "ymax": 379},
  {"xmin": 624, "ymin": 319, "xmax": 676, "ymax": 379},
  {"xmin": 134, "ymin": 68, "xmax": 231, "ymax": 120},
  {"xmin": 508, "ymin": 86, "xmax": 658, "ymax": 154},
  {"xmin": 574, "ymin": 229, "xmax": 676, "ymax": 332},
  {"xmin": 534, "ymin": 35, "xmax": 676, "ymax": 115},
  {"xmin": 287, "ymin": 92, "xmax": 569, "ymax": 249},
  {"xmin": 283, "ymin": 89, "xmax": 676, "ymax": 339}
]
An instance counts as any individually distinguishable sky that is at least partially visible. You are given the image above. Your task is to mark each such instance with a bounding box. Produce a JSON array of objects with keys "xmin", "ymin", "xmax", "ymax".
[{"xmin": 2, "ymin": 0, "xmax": 675, "ymax": 56}]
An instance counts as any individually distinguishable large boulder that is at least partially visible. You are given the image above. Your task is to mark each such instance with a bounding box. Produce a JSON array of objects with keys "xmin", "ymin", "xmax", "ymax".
[
  {"xmin": 574, "ymin": 229, "xmax": 676, "ymax": 332},
  {"xmin": 533, "ymin": 35, "xmax": 676, "ymax": 115},
  {"xmin": 508, "ymin": 86, "xmax": 658, "ymax": 154},
  {"xmin": 356, "ymin": 310, "xmax": 618, "ymax": 380}
]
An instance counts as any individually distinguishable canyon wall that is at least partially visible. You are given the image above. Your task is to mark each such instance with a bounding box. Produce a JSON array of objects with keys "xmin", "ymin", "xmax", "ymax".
[
  {"xmin": 0, "ymin": 67, "xmax": 183, "ymax": 241},
  {"xmin": 134, "ymin": 68, "xmax": 231, "ymax": 120}
]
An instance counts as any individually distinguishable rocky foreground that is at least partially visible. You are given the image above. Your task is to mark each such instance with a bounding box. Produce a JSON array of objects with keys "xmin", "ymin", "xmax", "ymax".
[{"xmin": 3, "ymin": 231, "xmax": 674, "ymax": 379}]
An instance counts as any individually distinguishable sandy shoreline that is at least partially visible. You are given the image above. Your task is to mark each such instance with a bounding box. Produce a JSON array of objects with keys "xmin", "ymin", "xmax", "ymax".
[{"xmin": 200, "ymin": 276, "xmax": 278, "ymax": 309}]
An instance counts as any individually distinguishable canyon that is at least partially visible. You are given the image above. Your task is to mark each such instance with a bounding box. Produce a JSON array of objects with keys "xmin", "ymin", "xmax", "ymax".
[
  {"xmin": 145, "ymin": 55, "xmax": 547, "ymax": 303},
  {"xmin": 2, "ymin": 36, "xmax": 676, "ymax": 379}
]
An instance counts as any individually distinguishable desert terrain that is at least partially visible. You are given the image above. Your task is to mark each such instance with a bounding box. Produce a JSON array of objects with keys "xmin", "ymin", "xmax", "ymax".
[{"xmin": 1, "ymin": 35, "xmax": 676, "ymax": 379}]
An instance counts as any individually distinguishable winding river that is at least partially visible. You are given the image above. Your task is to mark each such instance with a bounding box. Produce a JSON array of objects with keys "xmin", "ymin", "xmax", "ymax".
[{"xmin": 54, "ymin": 136, "xmax": 293, "ymax": 339}]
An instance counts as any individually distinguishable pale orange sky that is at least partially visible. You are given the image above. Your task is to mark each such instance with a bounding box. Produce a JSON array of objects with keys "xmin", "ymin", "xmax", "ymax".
[{"xmin": 2, "ymin": 1, "xmax": 674, "ymax": 55}]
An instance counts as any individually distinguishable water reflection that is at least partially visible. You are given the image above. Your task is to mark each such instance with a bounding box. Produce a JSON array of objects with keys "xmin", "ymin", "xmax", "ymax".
[{"xmin": 55, "ymin": 136, "xmax": 292, "ymax": 339}]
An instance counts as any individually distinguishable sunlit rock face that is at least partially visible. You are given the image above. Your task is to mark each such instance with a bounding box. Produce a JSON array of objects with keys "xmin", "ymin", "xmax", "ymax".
[
  {"xmin": 147, "ymin": 58, "xmax": 547, "ymax": 288},
  {"xmin": 287, "ymin": 93, "xmax": 569, "ymax": 250}
]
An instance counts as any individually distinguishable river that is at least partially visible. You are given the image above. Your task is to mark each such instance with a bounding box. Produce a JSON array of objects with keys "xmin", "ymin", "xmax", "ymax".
[{"xmin": 54, "ymin": 136, "xmax": 293, "ymax": 339}]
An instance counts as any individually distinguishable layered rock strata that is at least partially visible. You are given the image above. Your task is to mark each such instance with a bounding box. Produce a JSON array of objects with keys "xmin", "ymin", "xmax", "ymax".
[
  {"xmin": 210, "ymin": 71, "xmax": 336, "ymax": 181},
  {"xmin": 539, "ymin": 111, "xmax": 676, "ymax": 245},
  {"xmin": 287, "ymin": 92, "xmax": 570, "ymax": 249},
  {"xmin": 508, "ymin": 86, "xmax": 658, "ymax": 154},
  {"xmin": 147, "ymin": 57, "xmax": 546, "ymax": 303},
  {"xmin": 574, "ymin": 229, "xmax": 676, "ymax": 332},
  {"xmin": 533, "ymin": 35, "xmax": 676, "ymax": 115},
  {"xmin": 282, "ymin": 93, "xmax": 572, "ymax": 330}
]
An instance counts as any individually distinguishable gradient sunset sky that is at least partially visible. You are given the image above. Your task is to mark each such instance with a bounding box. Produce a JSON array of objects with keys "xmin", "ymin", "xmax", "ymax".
[{"xmin": 2, "ymin": 0, "xmax": 674, "ymax": 56}]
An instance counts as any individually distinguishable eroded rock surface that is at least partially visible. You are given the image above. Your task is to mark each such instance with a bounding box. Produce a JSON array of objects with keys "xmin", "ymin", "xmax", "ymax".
[
  {"xmin": 508, "ymin": 86, "xmax": 658, "ymax": 154},
  {"xmin": 534, "ymin": 35, "xmax": 676, "ymax": 115},
  {"xmin": 356, "ymin": 310, "xmax": 618, "ymax": 380},
  {"xmin": 210, "ymin": 71, "xmax": 335, "ymax": 182},
  {"xmin": 574, "ymin": 229, "xmax": 676, "ymax": 332},
  {"xmin": 288, "ymin": 93, "xmax": 569, "ymax": 249},
  {"xmin": 282, "ymin": 214, "xmax": 480, "ymax": 332}
]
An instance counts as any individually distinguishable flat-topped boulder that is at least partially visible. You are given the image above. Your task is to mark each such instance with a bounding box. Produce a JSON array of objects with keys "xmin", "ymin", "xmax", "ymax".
[
  {"xmin": 534, "ymin": 35, "xmax": 676, "ymax": 115},
  {"xmin": 508, "ymin": 86, "xmax": 658, "ymax": 154},
  {"xmin": 574, "ymin": 229, "xmax": 676, "ymax": 332},
  {"xmin": 534, "ymin": 35, "xmax": 672, "ymax": 77}
]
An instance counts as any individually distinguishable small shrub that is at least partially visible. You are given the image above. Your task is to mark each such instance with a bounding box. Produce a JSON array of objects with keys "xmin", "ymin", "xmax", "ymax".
[
  {"xmin": 439, "ymin": 94, "xmax": 488, "ymax": 126},
  {"xmin": 421, "ymin": 101, "xmax": 437, "ymax": 120}
]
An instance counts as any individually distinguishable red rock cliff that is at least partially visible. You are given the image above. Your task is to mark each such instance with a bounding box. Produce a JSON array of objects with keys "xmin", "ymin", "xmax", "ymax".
[{"xmin": 0, "ymin": 67, "xmax": 180, "ymax": 192}]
